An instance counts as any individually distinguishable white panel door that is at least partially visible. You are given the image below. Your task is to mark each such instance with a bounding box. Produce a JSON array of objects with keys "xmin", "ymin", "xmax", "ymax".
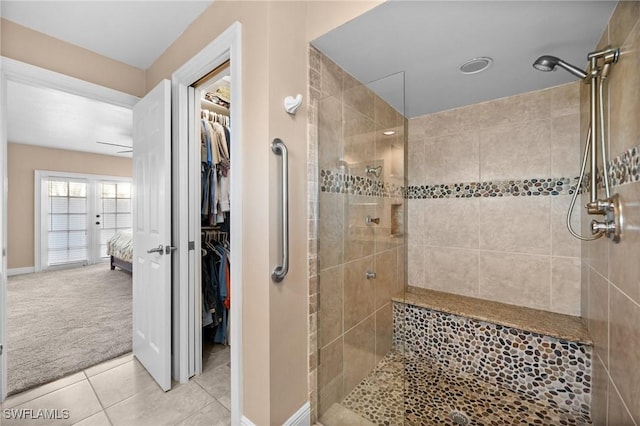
[{"xmin": 132, "ymin": 79, "xmax": 172, "ymax": 391}]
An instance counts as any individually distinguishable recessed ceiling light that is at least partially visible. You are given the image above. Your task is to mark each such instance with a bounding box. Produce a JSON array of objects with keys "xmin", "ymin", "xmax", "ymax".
[
  {"xmin": 383, "ymin": 130, "xmax": 396, "ymax": 136},
  {"xmin": 459, "ymin": 57, "xmax": 493, "ymax": 75}
]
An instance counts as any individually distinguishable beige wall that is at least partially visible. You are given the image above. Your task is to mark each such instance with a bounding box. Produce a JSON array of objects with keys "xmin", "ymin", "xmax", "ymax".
[
  {"xmin": 0, "ymin": 18, "xmax": 146, "ymax": 97},
  {"xmin": 311, "ymin": 48, "xmax": 405, "ymax": 419},
  {"xmin": 582, "ymin": 1, "xmax": 640, "ymax": 424},
  {"xmin": 407, "ymin": 83, "xmax": 582, "ymax": 315},
  {"xmin": 7, "ymin": 143, "xmax": 132, "ymax": 269},
  {"xmin": 145, "ymin": 1, "xmax": 382, "ymax": 424}
]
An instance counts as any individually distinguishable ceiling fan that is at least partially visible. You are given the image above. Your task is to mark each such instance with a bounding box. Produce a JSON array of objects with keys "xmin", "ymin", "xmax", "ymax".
[{"xmin": 96, "ymin": 141, "xmax": 133, "ymax": 154}]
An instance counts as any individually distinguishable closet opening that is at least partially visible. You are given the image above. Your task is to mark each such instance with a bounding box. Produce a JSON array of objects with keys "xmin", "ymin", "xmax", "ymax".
[{"xmin": 189, "ymin": 61, "xmax": 233, "ymax": 386}]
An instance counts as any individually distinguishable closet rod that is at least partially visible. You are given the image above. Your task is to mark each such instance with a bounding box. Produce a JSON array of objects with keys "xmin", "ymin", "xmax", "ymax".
[{"xmin": 192, "ymin": 60, "xmax": 231, "ymax": 89}]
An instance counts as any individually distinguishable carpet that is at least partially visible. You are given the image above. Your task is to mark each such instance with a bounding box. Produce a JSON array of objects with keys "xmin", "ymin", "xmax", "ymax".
[{"xmin": 7, "ymin": 263, "xmax": 132, "ymax": 395}]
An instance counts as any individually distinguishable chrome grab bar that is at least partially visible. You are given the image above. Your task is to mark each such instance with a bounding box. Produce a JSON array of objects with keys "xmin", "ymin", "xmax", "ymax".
[{"xmin": 271, "ymin": 138, "xmax": 289, "ymax": 282}]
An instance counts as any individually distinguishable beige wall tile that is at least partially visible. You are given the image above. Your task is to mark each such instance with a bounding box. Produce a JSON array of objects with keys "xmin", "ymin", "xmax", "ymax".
[
  {"xmin": 318, "ymin": 96, "xmax": 343, "ymax": 170},
  {"xmin": 551, "ymin": 257, "xmax": 581, "ymax": 316},
  {"xmin": 344, "ymin": 256, "xmax": 375, "ymax": 330},
  {"xmin": 343, "ymin": 315, "xmax": 376, "ymax": 396},
  {"xmin": 608, "ymin": 0, "xmax": 640, "ymax": 50},
  {"xmin": 318, "ymin": 266, "xmax": 344, "ymax": 348},
  {"xmin": 588, "ymin": 268, "xmax": 609, "ymax": 368},
  {"xmin": 318, "ymin": 192, "xmax": 344, "ymax": 270},
  {"xmin": 479, "ymin": 252, "xmax": 551, "ymax": 310},
  {"xmin": 375, "ymin": 303, "xmax": 393, "ymax": 363},
  {"xmin": 344, "ymin": 72, "xmax": 374, "ymax": 120},
  {"xmin": 589, "ymin": 227, "xmax": 610, "ymax": 280},
  {"xmin": 520, "ymin": 88, "xmax": 552, "ymax": 122},
  {"xmin": 318, "ymin": 374, "xmax": 344, "ymax": 417},
  {"xmin": 460, "ymin": 94, "xmax": 526, "ymax": 131},
  {"xmin": 480, "ymin": 120, "xmax": 551, "ymax": 181},
  {"xmin": 581, "ymin": 260, "xmax": 590, "ymax": 322},
  {"xmin": 343, "ymin": 105, "xmax": 376, "ymax": 167},
  {"xmin": 407, "ymin": 200, "xmax": 424, "ymax": 246},
  {"xmin": 409, "ymin": 108, "xmax": 459, "ymax": 139},
  {"xmin": 407, "ymin": 243, "xmax": 424, "ymax": 287},
  {"xmin": 321, "ymin": 54, "xmax": 344, "ymax": 99},
  {"xmin": 424, "ymin": 131, "xmax": 479, "ymax": 184},
  {"xmin": 318, "ymin": 336, "xmax": 343, "ymax": 390},
  {"xmin": 424, "ymin": 247, "xmax": 479, "ymax": 297},
  {"xmin": 344, "ymin": 195, "xmax": 376, "ymax": 262},
  {"xmin": 374, "ymin": 250, "xmax": 396, "ymax": 310},
  {"xmin": 609, "ymin": 287, "xmax": 640, "ymax": 423},
  {"xmin": 550, "ymin": 83, "xmax": 581, "ymax": 117},
  {"xmin": 591, "ymin": 355, "xmax": 609, "ymax": 426},
  {"xmin": 407, "ymin": 138, "xmax": 425, "ymax": 185},
  {"xmin": 609, "ymin": 19, "xmax": 640, "ymax": 157},
  {"xmin": 551, "ymin": 196, "xmax": 581, "ymax": 258},
  {"xmin": 551, "ymin": 114, "xmax": 580, "ymax": 177},
  {"xmin": 395, "ymin": 246, "xmax": 406, "ymax": 295},
  {"xmin": 479, "ymin": 196, "xmax": 551, "ymax": 255},
  {"xmin": 609, "ymin": 182, "xmax": 640, "ymax": 304},
  {"xmin": 425, "ymin": 198, "xmax": 479, "ymax": 249},
  {"xmin": 608, "ymin": 383, "xmax": 637, "ymax": 426}
]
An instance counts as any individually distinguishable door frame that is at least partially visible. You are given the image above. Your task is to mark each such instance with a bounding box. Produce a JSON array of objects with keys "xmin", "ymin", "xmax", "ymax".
[
  {"xmin": 170, "ymin": 22, "xmax": 242, "ymax": 424},
  {"xmin": 0, "ymin": 57, "xmax": 139, "ymax": 401}
]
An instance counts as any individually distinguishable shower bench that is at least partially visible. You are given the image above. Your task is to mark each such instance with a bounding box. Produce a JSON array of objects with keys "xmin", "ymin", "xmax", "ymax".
[{"xmin": 392, "ymin": 287, "xmax": 593, "ymax": 418}]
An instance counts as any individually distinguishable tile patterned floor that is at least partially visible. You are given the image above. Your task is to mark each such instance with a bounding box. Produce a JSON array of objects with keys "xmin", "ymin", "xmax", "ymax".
[
  {"xmin": 336, "ymin": 350, "xmax": 592, "ymax": 426},
  {"xmin": 1, "ymin": 343, "xmax": 231, "ymax": 426}
]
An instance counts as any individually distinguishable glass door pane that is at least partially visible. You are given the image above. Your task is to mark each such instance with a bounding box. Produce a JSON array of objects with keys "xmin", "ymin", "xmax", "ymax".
[
  {"xmin": 313, "ymin": 47, "xmax": 406, "ymax": 424},
  {"xmin": 46, "ymin": 180, "xmax": 88, "ymax": 266},
  {"xmin": 97, "ymin": 181, "xmax": 132, "ymax": 258}
]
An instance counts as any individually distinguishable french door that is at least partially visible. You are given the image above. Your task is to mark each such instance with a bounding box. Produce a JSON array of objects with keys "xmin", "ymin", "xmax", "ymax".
[{"xmin": 36, "ymin": 171, "xmax": 132, "ymax": 271}]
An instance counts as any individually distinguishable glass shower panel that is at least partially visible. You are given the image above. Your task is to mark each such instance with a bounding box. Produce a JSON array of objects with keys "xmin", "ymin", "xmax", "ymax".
[{"xmin": 315, "ymin": 60, "xmax": 406, "ymax": 425}]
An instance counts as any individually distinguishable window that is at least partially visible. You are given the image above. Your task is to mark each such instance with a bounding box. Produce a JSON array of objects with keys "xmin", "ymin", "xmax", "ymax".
[{"xmin": 36, "ymin": 171, "xmax": 132, "ymax": 270}]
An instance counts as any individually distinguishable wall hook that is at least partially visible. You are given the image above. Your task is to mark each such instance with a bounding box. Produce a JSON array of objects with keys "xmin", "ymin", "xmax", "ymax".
[{"xmin": 284, "ymin": 94, "xmax": 303, "ymax": 115}]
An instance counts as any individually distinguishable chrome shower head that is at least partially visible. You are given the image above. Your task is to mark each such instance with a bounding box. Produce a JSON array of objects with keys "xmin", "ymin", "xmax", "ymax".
[{"xmin": 533, "ymin": 55, "xmax": 587, "ymax": 80}]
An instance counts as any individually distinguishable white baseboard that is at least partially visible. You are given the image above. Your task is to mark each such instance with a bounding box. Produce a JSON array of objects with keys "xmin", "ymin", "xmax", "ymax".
[
  {"xmin": 7, "ymin": 267, "xmax": 35, "ymax": 276},
  {"xmin": 283, "ymin": 402, "xmax": 311, "ymax": 426},
  {"xmin": 241, "ymin": 402, "xmax": 310, "ymax": 426},
  {"xmin": 241, "ymin": 416, "xmax": 256, "ymax": 426}
]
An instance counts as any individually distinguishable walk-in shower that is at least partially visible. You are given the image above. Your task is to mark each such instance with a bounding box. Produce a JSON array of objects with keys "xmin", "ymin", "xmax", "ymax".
[{"xmin": 533, "ymin": 47, "xmax": 622, "ymax": 242}]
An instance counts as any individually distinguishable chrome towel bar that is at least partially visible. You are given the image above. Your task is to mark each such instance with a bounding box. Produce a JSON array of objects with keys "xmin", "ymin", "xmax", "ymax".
[{"xmin": 271, "ymin": 138, "xmax": 289, "ymax": 282}]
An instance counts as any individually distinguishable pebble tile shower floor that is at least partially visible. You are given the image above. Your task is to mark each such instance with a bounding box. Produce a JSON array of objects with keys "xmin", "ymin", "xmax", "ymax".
[{"xmin": 340, "ymin": 350, "xmax": 592, "ymax": 425}]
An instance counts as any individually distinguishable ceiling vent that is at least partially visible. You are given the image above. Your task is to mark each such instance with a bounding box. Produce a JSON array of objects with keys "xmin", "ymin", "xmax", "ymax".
[{"xmin": 459, "ymin": 57, "xmax": 493, "ymax": 74}]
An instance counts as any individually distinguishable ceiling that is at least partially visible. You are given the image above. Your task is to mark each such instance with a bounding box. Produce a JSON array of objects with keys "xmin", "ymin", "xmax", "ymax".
[
  {"xmin": 2, "ymin": 0, "xmax": 214, "ymax": 157},
  {"xmin": 1, "ymin": 1, "xmax": 213, "ymax": 69},
  {"xmin": 312, "ymin": 0, "xmax": 618, "ymax": 118},
  {"xmin": 7, "ymin": 81, "xmax": 133, "ymax": 157}
]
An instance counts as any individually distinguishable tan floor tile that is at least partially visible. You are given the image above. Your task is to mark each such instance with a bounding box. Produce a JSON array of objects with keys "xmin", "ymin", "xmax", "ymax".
[
  {"xmin": 174, "ymin": 400, "xmax": 231, "ymax": 426},
  {"xmin": 2, "ymin": 380, "xmax": 102, "ymax": 426},
  {"xmin": 3, "ymin": 372, "xmax": 85, "ymax": 409},
  {"xmin": 88, "ymin": 359, "xmax": 157, "ymax": 408},
  {"xmin": 84, "ymin": 353, "xmax": 134, "ymax": 378},
  {"xmin": 193, "ymin": 364, "xmax": 231, "ymax": 410},
  {"xmin": 105, "ymin": 381, "xmax": 214, "ymax": 426},
  {"xmin": 202, "ymin": 345, "xmax": 230, "ymax": 372},
  {"xmin": 72, "ymin": 411, "xmax": 112, "ymax": 426}
]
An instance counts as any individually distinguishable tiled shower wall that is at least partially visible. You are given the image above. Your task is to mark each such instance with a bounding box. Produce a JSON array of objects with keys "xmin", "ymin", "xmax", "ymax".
[
  {"xmin": 582, "ymin": 2, "xmax": 640, "ymax": 424},
  {"xmin": 308, "ymin": 47, "xmax": 406, "ymax": 418},
  {"xmin": 407, "ymin": 83, "xmax": 582, "ymax": 315}
]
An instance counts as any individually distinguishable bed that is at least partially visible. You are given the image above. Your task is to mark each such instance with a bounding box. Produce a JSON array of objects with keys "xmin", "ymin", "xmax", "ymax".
[{"xmin": 107, "ymin": 230, "xmax": 133, "ymax": 273}]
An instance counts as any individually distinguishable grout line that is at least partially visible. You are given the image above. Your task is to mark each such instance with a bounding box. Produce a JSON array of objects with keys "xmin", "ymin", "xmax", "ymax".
[{"xmin": 83, "ymin": 374, "xmax": 112, "ymax": 426}]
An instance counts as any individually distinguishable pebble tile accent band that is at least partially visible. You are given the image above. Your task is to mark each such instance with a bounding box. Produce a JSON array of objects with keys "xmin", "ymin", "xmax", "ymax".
[
  {"xmin": 319, "ymin": 169, "xmax": 404, "ymax": 198},
  {"xmin": 406, "ymin": 176, "xmax": 578, "ymax": 199},
  {"xmin": 393, "ymin": 302, "xmax": 592, "ymax": 417},
  {"xmin": 320, "ymin": 145, "xmax": 640, "ymax": 200}
]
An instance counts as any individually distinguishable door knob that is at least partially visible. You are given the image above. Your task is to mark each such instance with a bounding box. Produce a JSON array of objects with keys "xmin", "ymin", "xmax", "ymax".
[
  {"xmin": 147, "ymin": 244, "xmax": 164, "ymax": 254},
  {"xmin": 165, "ymin": 245, "xmax": 177, "ymax": 255}
]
